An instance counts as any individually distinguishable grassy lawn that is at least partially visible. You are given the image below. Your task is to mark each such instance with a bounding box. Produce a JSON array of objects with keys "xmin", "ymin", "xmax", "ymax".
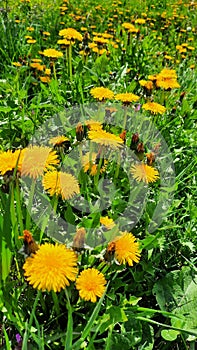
[{"xmin": 0, "ymin": 0, "xmax": 196, "ymax": 349}]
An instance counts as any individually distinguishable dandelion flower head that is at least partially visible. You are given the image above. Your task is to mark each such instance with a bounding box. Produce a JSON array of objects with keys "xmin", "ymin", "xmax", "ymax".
[
  {"xmin": 88, "ymin": 129, "xmax": 123, "ymax": 149},
  {"xmin": 49, "ymin": 135, "xmax": 69, "ymax": 146},
  {"xmin": 115, "ymin": 92, "xmax": 140, "ymax": 104},
  {"xmin": 23, "ymin": 243, "xmax": 78, "ymax": 292},
  {"xmin": 90, "ymin": 87, "xmax": 114, "ymax": 101},
  {"xmin": 76, "ymin": 268, "xmax": 106, "ymax": 302},
  {"xmin": 142, "ymin": 102, "xmax": 166, "ymax": 114},
  {"xmin": 42, "ymin": 49, "xmax": 63, "ymax": 58},
  {"xmin": 130, "ymin": 163, "xmax": 159, "ymax": 183},
  {"xmin": 21, "ymin": 146, "xmax": 59, "ymax": 179},
  {"xmin": 100, "ymin": 216, "xmax": 116, "ymax": 229},
  {"xmin": 42, "ymin": 170, "xmax": 80, "ymax": 200},
  {"xmin": 112, "ymin": 232, "xmax": 141, "ymax": 266},
  {"xmin": 59, "ymin": 28, "xmax": 83, "ymax": 41},
  {"xmin": 0, "ymin": 149, "xmax": 26, "ymax": 175}
]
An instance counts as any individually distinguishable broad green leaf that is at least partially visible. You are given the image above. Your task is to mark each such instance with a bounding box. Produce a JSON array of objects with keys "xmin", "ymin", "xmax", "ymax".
[
  {"xmin": 153, "ymin": 267, "xmax": 197, "ymax": 338},
  {"xmin": 161, "ymin": 329, "xmax": 180, "ymax": 341}
]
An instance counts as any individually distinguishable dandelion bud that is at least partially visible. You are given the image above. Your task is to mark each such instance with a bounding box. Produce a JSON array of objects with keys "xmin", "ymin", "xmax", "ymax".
[{"xmin": 76, "ymin": 122, "xmax": 84, "ymax": 141}]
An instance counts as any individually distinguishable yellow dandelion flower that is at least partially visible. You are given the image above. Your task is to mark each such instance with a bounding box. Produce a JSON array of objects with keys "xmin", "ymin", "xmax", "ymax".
[
  {"xmin": 100, "ymin": 216, "xmax": 115, "ymax": 229},
  {"xmin": 155, "ymin": 68, "xmax": 180, "ymax": 89},
  {"xmin": 0, "ymin": 149, "xmax": 25, "ymax": 175},
  {"xmin": 88, "ymin": 129, "xmax": 123, "ymax": 149},
  {"xmin": 21, "ymin": 146, "xmax": 59, "ymax": 179},
  {"xmin": 84, "ymin": 120, "xmax": 103, "ymax": 131},
  {"xmin": 82, "ymin": 152, "xmax": 97, "ymax": 172},
  {"xmin": 57, "ymin": 39, "xmax": 71, "ymax": 46},
  {"xmin": 30, "ymin": 63, "xmax": 45, "ymax": 71},
  {"xmin": 31, "ymin": 58, "xmax": 42, "ymax": 63},
  {"xmin": 42, "ymin": 31, "xmax": 50, "ymax": 36},
  {"xmin": 12, "ymin": 62, "xmax": 22, "ymax": 67},
  {"xmin": 42, "ymin": 49, "xmax": 63, "ymax": 58},
  {"xmin": 42, "ymin": 170, "xmax": 80, "ymax": 200},
  {"xmin": 112, "ymin": 232, "xmax": 141, "ymax": 266},
  {"xmin": 89, "ymin": 164, "xmax": 98, "ymax": 176},
  {"xmin": 88, "ymin": 42, "xmax": 97, "ymax": 49},
  {"xmin": 130, "ymin": 163, "xmax": 159, "ymax": 183},
  {"xmin": 135, "ymin": 18, "xmax": 146, "ymax": 24},
  {"xmin": 45, "ymin": 68, "xmax": 51, "ymax": 75},
  {"xmin": 90, "ymin": 87, "xmax": 114, "ymax": 101},
  {"xmin": 98, "ymin": 48, "xmax": 108, "ymax": 55},
  {"xmin": 49, "ymin": 135, "xmax": 69, "ymax": 146},
  {"xmin": 122, "ymin": 23, "xmax": 136, "ymax": 30},
  {"xmin": 142, "ymin": 101, "xmax": 166, "ymax": 114},
  {"xmin": 23, "ymin": 243, "xmax": 78, "ymax": 292},
  {"xmin": 27, "ymin": 39, "xmax": 36, "ymax": 44},
  {"xmin": 188, "ymin": 46, "xmax": 195, "ymax": 51},
  {"xmin": 115, "ymin": 92, "xmax": 140, "ymax": 104},
  {"xmin": 139, "ymin": 80, "xmax": 153, "ymax": 90},
  {"xmin": 148, "ymin": 74, "xmax": 158, "ymax": 81},
  {"xmin": 76, "ymin": 268, "xmax": 106, "ymax": 302},
  {"xmin": 40, "ymin": 76, "xmax": 51, "ymax": 83},
  {"xmin": 156, "ymin": 78, "xmax": 180, "ymax": 89},
  {"xmin": 26, "ymin": 27, "xmax": 34, "ymax": 31},
  {"xmin": 93, "ymin": 36, "xmax": 109, "ymax": 44},
  {"xmin": 59, "ymin": 28, "xmax": 82, "ymax": 41},
  {"xmin": 157, "ymin": 68, "xmax": 177, "ymax": 79}
]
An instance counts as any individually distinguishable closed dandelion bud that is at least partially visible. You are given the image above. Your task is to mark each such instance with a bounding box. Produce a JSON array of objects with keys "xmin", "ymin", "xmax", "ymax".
[
  {"xmin": 76, "ymin": 122, "xmax": 84, "ymax": 141},
  {"xmin": 119, "ymin": 130, "xmax": 126, "ymax": 144},
  {"xmin": 179, "ymin": 91, "xmax": 186, "ymax": 102},
  {"xmin": 104, "ymin": 241, "xmax": 116, "ymax": 262},
  {"xmin": 146, "ymin": 152, "xmax": 156, "ymax": 166},
  {"xmin": 73, "ymin": 227, "xmax": 86, "ymax": 251},
  {"xmin": 83, "ymin": 31, "xmax": 89, "ymax": 44},
  {"xmin": 136, "ymin": 142, "xmax": 145, "ymax": 160},
  {"xmin": 130, "ymin": 132, "xmax": 139, "ymax": 150},
  {"xmin": 153, "ymin": 142, "xmax": 161, "ymax": 155},
  {"xmin": 18, "ymin": 230, "xmax": 39, "ymax": 257}
]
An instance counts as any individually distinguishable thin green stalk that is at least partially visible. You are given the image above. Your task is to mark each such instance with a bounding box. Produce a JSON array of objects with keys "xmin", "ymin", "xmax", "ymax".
[
  {"xmin": 94, "ymin": 147, "xmax": 104, "ymax": 188},
  {"xmin": 105, "ymin": 325, "xmax": 113, "ymax": 350},
  {"xmin": 52, "ymin": 290, "xmax": 61, "ymax": 316},
  {"xmin": 180, "ymin": 333, "xmax": 189, "ymax": 350},
  {"xmin": 22, "ymin": 291, "xmax": 41, "ymax": 350},
  {"xmin": 64, "ymin": 289, "xmax": 73, "ymax": 350},
  {"xmin": 10, "ymin": 183, "xmax": 19, "ymax": 243},
  {"xmin": 52, "ymin": 61, "xmax": 57, "ymax": 81},
  {"xmin": 134, "ymin": 315, "xmax": 197, "ymax": 337},
  {"xmin": 39, "ymin": 194, "xmax": 59, "ymax": 241},
  {"xmin": 122, "ymin": 105, "xmax": 128, "ymax": 130},
  {"xmin": 15, "ymin": 180, "xmax": 24, "ymax": 233},
  {"xmin": 72, "ymin": 283, "xmax": 108, "ymax": 350},
  {"xmin": 68, "ymin": 44, "xmax": 73, "ymax": 82},
  {"xmin": 113, "ymin": 148, "xmax": 121, "ymax": 181},
  {"xmin": 25, "ymin": 180, "xmax": 36, "ymax": 230}
]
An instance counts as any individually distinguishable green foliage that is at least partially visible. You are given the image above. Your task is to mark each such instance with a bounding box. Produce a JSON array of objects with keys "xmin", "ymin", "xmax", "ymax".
[{"xmin": 0, "ymin": 0, "xmax": 196, "ymax": 349}]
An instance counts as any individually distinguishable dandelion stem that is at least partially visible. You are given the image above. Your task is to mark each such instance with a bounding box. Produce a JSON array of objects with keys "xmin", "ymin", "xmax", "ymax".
[
  {"xmin": 52, "ymin": 61, "xmax": 57, "ymax": 81},
  {"xmin": 68, "ymin": 44, "xmax": 73, "ymax": 82},
  {"xmin": 25, "ymin": 180, "xmax": 36, "ymax": 230},
  {"xmin": 52, "ymin": 290, "xmax": 60, "ymax": 315},
  {"xmin": 123, "ymin": 105, "xmax": 128, "ymax": 129}
]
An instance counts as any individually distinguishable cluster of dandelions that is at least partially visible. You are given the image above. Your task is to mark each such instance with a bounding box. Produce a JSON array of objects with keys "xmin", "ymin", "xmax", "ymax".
[
  {"xmin": 0, "ymin": 145, "xmax": 80, "ymax": 201},
  {"xmin": 22, "ymin": 231, "xmax": 141, "ymax": 302}
]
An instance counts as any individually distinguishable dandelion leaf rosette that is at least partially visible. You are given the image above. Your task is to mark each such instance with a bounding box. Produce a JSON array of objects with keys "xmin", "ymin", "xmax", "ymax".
[{"xmin": 153, "ymin": 266, "xmax": 197, "ymax": 340}]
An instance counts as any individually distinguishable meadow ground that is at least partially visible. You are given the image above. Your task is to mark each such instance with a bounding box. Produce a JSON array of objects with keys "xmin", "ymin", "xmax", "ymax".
[{"xmin": 0, "ymin": 0, "xmax": 197, "ymax": 349}]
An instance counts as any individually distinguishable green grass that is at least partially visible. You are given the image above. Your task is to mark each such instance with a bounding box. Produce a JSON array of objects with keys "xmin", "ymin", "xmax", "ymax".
[{"xmin": 0, "ymin": 0, "xmax": 197, "ymax": 349}]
